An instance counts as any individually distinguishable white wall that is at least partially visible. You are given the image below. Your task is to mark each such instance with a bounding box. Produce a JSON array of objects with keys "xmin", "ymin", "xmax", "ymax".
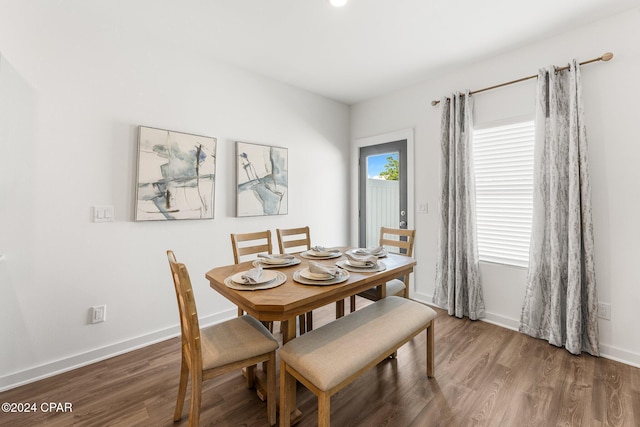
[
  {"xmin": 0, "ymin": 4, "xmax": 350, "ymax": 390},
  {"xmin": 351, "ymin": 8, "xmax": 640, "ymax": 366}
]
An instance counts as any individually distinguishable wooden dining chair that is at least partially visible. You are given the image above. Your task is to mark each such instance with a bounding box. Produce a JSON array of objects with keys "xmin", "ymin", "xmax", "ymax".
[
  {"xmin": 230, "ymin": 230, "xmax": 273, "ymax": 265},
  {"xmin": 350, "ymin": 227, "xmax": 416, "ymax": 312},
  {"xmin": 231, "ymin": 230, "xmax": 306, "ymax": 335},
  {"xmin": 166, "ymin": 251, "xmax": 278, "ymax": 426},
  {"xmin": 276, "ymin": 226, "xmax": 314, "ymax": 332},
  {"xmin": 276, "ymin": 226, "xmax": 311, "ymax": 254},
  {"xmin": 230, "ymin": 230, "xmax": 274, "ymax": 327}
]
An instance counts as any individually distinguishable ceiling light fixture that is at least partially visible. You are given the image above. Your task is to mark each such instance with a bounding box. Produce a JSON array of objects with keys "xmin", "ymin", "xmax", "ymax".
[{"xmin": 329, "ymin": 0, "xmax": 347, "ymax": 7}]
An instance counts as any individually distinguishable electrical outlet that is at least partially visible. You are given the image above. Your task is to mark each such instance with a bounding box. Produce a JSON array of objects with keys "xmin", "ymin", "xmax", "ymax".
[
  {"xmin": 597, "ymin": 302, "xmax": 611, "ymax": 320},
  {"xmin": 91, "ymin": 305, "xmax": 107, "ymax": 324}
]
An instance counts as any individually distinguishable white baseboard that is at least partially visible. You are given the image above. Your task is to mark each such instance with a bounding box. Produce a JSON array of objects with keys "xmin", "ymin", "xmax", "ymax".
[
  {"xmin": 412, "ymin": 292, "xmax": 640, "ymax": 369},
  {"xmin": 0, "ymin": 308, "xmax": 236, "ymax": 393}
]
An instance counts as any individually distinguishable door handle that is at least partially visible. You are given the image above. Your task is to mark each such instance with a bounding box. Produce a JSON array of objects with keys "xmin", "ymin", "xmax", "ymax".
[{"xmin": 399, "ymin": 220, "xmax": 407, "ymax": 228}]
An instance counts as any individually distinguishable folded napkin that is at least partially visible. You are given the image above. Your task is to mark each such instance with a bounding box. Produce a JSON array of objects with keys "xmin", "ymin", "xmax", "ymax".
[
  {"xmin": 240, "ymin": 266, "xmax": 263, "ymax": 284},
  {"xmin": 345, "ymin": 252, "xmax": 377, "ymax": 267},
  {"xmin": 352, "ymin": 246, "xmax": 385, "ymax": 256},
  {"xmin": 310, "ymin": 246, "xmax": 340, "ymax": 254},
  {"xmin": 307, "ymin": 261, "xmax": 341, "ymax": 279},
  {"xmin": 258, "ymin": 253, "xmax": 295, "ymax": 264}
]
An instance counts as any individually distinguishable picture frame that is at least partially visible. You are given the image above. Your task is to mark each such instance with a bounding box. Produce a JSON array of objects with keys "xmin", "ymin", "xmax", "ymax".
[
  {"xmin": 236, "ymin": 141, "xmax": 288, "ymax": 217},
  {"xmin": 135, "ymin": 126, "xmax": 217, "ymax": 221}
]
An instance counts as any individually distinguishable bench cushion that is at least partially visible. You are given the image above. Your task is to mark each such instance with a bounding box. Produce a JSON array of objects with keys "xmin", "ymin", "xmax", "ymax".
[{"xmin": 279, "ymin": 296, "xmax": 437, "ymax": 391}]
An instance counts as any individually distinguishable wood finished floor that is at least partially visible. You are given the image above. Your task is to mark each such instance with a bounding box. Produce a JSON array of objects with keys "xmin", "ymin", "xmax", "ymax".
[{"xmin": 1, "ymin": 297, "xmax": 639, "ymax": 427}]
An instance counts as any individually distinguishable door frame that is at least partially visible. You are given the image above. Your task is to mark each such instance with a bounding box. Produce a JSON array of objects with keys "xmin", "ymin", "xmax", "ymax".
[{"xmin": 350, "ymin": 128, "xmax": 414, "ymax": 246}]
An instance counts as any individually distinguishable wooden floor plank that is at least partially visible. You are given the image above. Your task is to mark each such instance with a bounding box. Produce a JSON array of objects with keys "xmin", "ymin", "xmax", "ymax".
[{"xmin": 1, "ymin": 297, "xmax": 639, "ymax": 426}]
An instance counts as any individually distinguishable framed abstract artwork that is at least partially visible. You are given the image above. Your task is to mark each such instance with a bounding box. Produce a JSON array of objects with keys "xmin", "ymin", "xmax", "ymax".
[
  {"xmin": 236, "ymin": 141, "xmax": 288, "ymax": 217},
  {"xmin": 135, "ymin": 126, "xmax": 217, "ymax": 221}
]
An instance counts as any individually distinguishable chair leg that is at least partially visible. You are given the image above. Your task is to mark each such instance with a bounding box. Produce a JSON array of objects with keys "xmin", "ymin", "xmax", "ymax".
[
  {"xmin": 426, "ymin": 321, "xmax": 435, "ymax": 377},
  {"xmin": 266, "ymin": 353, "xmax": 276, "ymax": 426},
  {"xmin": 335, "ymin": 300, "xmax": 344, "ymax": 318},
  {"xmin": 173, "ymin": 355, "xmax": 189, "ymax": 422},
  {"xmin": 189, "ymin": 371, "xmax": 202, "ymax": 427},
  {"xmin": 318, "ymin": 392, "xmax": 331, "ymax": 427},
  {"xmin": 280, "ymin": 361, "xmax": 297, "ymax": 427},
  {"xmin": 298, "ymin": 314, "xmax": 306, "ymax": 335},
  {"xmin": 245, "ymin": 364, "xmax": 256, "ymax": 389},
  {"xmin": 349, "ymin": 295, "xmax": 356, "ymax": 312},
  {"xmin": 306, "ymin": 311, "xmax": 313, "ymax": 331}
]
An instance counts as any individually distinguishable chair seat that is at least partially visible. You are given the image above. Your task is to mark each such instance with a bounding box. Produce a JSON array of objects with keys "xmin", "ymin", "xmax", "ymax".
[
  {"xmin": 358, "ymin": 279, "xmax": 405, "ymax": 301},
  {"xmin": 201, "ymin": 316, "xmax": 279, "ymax": 370}
]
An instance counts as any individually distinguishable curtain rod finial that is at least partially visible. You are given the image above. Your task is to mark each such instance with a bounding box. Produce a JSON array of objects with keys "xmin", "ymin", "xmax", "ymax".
[{"xmin": 601, "ymin": 52, "xmax": 613, "ymax": 61}]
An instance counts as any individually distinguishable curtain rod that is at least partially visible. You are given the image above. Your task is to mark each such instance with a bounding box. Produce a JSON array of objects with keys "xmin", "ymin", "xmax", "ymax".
[{"xmin": 430, "ymin": 52, "xmax": 613, "ymax": 106}]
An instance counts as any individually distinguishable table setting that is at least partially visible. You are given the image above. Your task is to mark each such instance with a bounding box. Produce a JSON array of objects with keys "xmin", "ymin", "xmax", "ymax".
[
  {"xmin": 252, "ymin": 253, "xmax": 301, "ymax": 268},
  {"xmin": 293, "ymin": 260, "xmax": 350, "ymax": 285},
  {"xmin": 336, "ymin": 251, "xmax": 387, "ymax": 272},
  {"xmin": 223, "ymin": 265, "xmax": 288, "ymax": 290},
  {"xmin": 299, "ymin": 245, "xmax": 343, "ymax": 260},
  {"xmin": 345, "ymin": 245, "xmax": 388, "ymax": 258}
]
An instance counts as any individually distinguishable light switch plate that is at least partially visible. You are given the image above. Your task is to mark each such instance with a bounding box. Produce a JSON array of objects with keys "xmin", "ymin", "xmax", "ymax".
[{"xmin": 93, "ymin": 205, "xmax": 114, "ymax": 222}]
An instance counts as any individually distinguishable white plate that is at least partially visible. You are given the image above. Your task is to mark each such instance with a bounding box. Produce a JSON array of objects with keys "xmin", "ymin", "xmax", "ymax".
[
  {"xmin": 231, "ymin": 269, "xmax": 278, "ymax": 285},
  {"xmin": 253, "ymin": 258, "xmax": 301, "ymax": 269},
  {"xmin": 336, "ymin": 260, "xmax": 386, "ymax": 273},
  {"xmin": 346, "ymin": 248, "xmax": 388, "ymax": 258},
  {"xmin": 224, "ymin": 271, "xmax": 287, "ymax": 291},
  {"xmin": 308, "ymin": 250, "xmax": 332, "ymax": 257},
  {"xmin": 345, "ymin": 259, "xmax": 374, "ymax": 267},
  {"xmin": 300, "ymin": 250, "xmax": 342, "ymax": 260},
  {"xmin": 299, "ymin": 267, "xmax": 337, "ymax": 281},
  {"xmin": 257, "ymin": 256, "xmax": 295, "ymax": 265},
  {"xmin": 293, "ymin": 269, "xmax": 349, "ymax": 286}
]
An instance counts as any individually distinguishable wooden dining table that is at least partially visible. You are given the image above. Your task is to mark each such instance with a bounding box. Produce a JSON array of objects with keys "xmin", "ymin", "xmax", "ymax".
[
  {"xmin": 205, "ymin": 247, "xmax": 417, "ymax": 344},
  {"xmin": 205, "ymin": 247, "xmax": 416, "ymax": 423}
]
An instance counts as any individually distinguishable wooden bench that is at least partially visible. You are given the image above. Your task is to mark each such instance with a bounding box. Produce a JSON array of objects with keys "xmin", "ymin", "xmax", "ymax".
[{"xmin": 279, "ymin": 296, "xmax": 437, "ymax": 427}]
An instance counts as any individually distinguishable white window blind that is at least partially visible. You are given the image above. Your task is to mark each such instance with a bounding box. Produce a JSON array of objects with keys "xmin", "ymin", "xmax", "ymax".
[{"xmin": 473, "ymin": 121, "xmax": 534, "ymax": 268}]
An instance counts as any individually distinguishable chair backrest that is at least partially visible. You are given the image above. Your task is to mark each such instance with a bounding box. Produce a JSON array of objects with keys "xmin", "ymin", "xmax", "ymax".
[
  {"xmin": 230, "ymin": 230, "xmax": 273, "ymax": 264},
  {"xmin": 379, "ymin": 227, "xmax": 415, "ymax": 257},
  {"xmin": 167, "ymin": 250, "xmax": 203, "ymax": 369},
  {"xmin": 379, "ymin": 228, "xmax": 415, "ymax": 291},
  {"xmin": 276, "ymin": 226, "xmax": 311, "ymax": 254}
]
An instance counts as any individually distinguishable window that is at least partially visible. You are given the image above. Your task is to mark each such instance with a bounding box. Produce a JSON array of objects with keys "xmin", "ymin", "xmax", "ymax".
[{"xmin": 473, "ymin": 120, "xmax": 534, "ymax": 267}]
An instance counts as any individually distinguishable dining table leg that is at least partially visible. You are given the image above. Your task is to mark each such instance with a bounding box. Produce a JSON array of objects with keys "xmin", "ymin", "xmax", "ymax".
[
  {"xmin": 282, "ymin": 318, "xmax": 297, "ymax": 344},
  {"xmin": 335, "ymin": 299, "xmax": 345, "ymax": 318}
]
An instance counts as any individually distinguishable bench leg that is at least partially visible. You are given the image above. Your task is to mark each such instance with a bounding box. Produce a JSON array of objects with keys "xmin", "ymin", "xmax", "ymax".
[
  {"xmin": 280, "ymin": 361, "xmax": 297, "ymax": 427},
  {"xmin": 426, "ymin": 321, "xmax": 435, "ymax": 377},
  {"xmin": 318, "ymin": 392, "xmax": 331, "ymax": 427}
]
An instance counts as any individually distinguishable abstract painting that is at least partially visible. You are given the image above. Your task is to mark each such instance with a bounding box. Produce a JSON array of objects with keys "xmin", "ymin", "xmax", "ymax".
[
  {"xmin": 236, "ymin": 141, "xmax": 288, "ymax": 217},
  {"xmin": 135, "ymin": 126, "xmax": 216, "ymax": 221}
]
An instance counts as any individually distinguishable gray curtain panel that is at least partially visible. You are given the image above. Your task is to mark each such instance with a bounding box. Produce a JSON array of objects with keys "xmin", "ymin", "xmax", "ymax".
[
  {"xmin": 433, "ymin": 92, "xmax": 485, "ymax": 320},
  {"xmin": 519, "ymin": 60, "xmax": 599, "ymax": 356}
]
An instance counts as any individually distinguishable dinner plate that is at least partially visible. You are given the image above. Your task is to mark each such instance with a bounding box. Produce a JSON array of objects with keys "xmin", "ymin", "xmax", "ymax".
[
  {"xmin": 299, "ymin": 267, "xmax": 338, "ymax": 281},
  {"xmin": 345, "ymin": 258, "xmax": 373, "ymax": 267},
  {"xmin": 336, "ymin": 260, "xmax": 387, "ymax": 273},
  {"xmin": 300, "ymin": 250, "xmax": 342, "ymax": 260},
  {"xmin": 231, "ymin": 269, "xmax": 278, "ymax": 285},
  {"xmin": 257, "ymin": 255, "xmax": 296, "ymax": 265},
  {"xmin": 224, "ymin": 271, "xmax": 287, "ymax": 291},
  {"xmin": 293, "ymin": 268, "xmax": 349, "ymax": 285},
  {"xmin": 252, "ymin": 258, "xmax": 301, "ymax": 268},
  {"xmin": 346, "ymin": 247, "xmax": 388, "ymax": 258}
]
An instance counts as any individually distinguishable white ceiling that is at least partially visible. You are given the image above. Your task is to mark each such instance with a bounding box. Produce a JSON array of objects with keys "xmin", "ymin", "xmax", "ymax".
[{"xmin": 24, "ymin": 0, "xmax": 640, "ymax": 104}]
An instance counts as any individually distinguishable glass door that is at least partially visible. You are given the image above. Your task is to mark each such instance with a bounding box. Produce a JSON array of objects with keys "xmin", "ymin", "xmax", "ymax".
[{"xmin": 358, "ymin": 139, "xmax": 407, "ymax": 248}]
